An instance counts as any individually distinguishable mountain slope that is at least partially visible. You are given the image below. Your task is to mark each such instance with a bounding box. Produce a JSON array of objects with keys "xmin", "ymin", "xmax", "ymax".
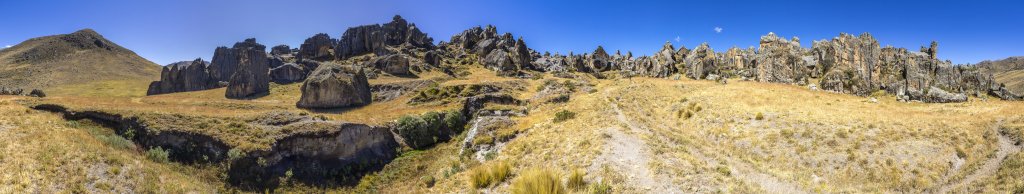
[
  {"xmin": 977, "ymin": 56, "xmax": 1024, "ymax": 93},
  {"xmin": 0, "ymin": 29, "xmax": 161, "ymax": 90}
]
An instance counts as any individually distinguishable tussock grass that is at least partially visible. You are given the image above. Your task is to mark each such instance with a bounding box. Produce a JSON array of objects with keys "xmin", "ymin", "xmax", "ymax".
[
  {"xmin": 510, "ymin": 168, "xmax": 565, "ymax": 194},
  {"xmin": 468, "ymin": 161, "xmax": 512, "ymax": 188},
  {"xmin": 566, "ymin": 169, "xmax": 586, "ymax": 191}
]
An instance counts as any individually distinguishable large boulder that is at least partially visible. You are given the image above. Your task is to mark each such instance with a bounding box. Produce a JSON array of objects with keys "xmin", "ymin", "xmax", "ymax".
[
  {"xmin": 147, "ymin": 58, "xmax": 219, "ymax": 95},
  {"xmin": 335, "ymin": 15, "xmax": 434, "ymax": 60},
  {"xmin": 812, "ymin": 33, "xmax": 880, "ymax": 94},
  {"xmin": 225, "ymin": 49, "xmax": 271, "ymax": 99},
  {"xmin": 483, "ymin": 49, "xmax": 518, "ymax": 76},
  {"xmin": 590, "ymin": 46, "xmax": 612, "ymax": 71},
  {"xmin": 366, "ymin": 54, "xmax": 416, "ymax": 76},
  {"xmin": 298, "ymin": 33, "xmax": 336, "ymax": 61},
  {"xmin": 270, "ymin": 63, "xmax": 306, "ymax": 84},
  {"xmin": 296, "ymin": 63, "xmax": 372, "ymax": 108}
]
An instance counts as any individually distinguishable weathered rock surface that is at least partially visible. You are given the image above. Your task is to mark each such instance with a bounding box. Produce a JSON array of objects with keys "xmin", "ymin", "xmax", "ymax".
[
  {"xmin": 296, "ymin": 63, "xmax": 372, "ymax": 108},
  {"xmin": 228, "ymin": 121, "xmax": 397, "ymax": 188},
  {"xmin": 335, "ymin": 15, "xmax": 433, "ymax": 60},
  {"xmin": 270, "ymin": 45, "xmax": 291, "ymax": 56},
  {"xmin": 684, "ymin": 43, "xmax": 717, "ymax": 79},
  {"xmin": 448, "ymin": 25, "xmax": 532, "ymax": 76},
  {"xmin": 147, "ymin": 59, "xmax": 219, "ymax": 95},
  {"xmin": 225, "ymin": 49, "xmax": 271, "ymax": 99},
  {"xmin": 757, "ymin": 33, "xmax": 810, "ymax": 84},
  {"xmin": 365, "ymin": 54, "xmax": 416, "ymax": 76},
  {"xmin": 270, "ymin": 63, "xmax": 306, "ymax": 84},
  {"xmin": 298, "ymin": 33, "xmax": 336, "ymax": 61},
  {"xmin": 210, "ymin": 38, "xmax": 267, "ymax": 82}
]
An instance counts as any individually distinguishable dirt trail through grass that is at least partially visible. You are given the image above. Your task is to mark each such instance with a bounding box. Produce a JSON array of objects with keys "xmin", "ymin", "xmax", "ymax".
[
  {"xmin": 934, "ymin": 120, "xmax": 1022, "ymax": 193},
  {"xmin": 587, "ymin": 90, "xmax": 679, "ymax": 193},
  {"xmin": 597, "ymin": 87, "xmax": 809, "ymax": 193}
]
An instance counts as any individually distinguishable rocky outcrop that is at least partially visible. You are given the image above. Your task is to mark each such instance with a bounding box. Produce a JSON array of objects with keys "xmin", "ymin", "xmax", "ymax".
[
  {"xmin": 225, "ymin": 49, "xmax": 271, "ymax": 99},
  {"xmin": 0, "ymin": 87, "xmax": 45, "ymax": 97},
  {"xmin": 210, "ymin": 38, "xmax": 267, "ymax": 82},
  {"xmin": 365, "ymin": 54, "xmax": 416, "ymax": 76},
  {"xmin": 271, "ymin": 45, "xmax": 291, "ymax": 56},
  {"xmin": 147, "ymin": 59, "xmax": 219, "ymax": 95},
  {"xmin": 683, "ymin": 43, "xmax": 717, "ymax": 79},
  {"xmin": 448, "ymin": 25, "xmax": 532, "ymax": 76},
  {"xmin": 590, "ymin": 46, "xmax": 612, "ymax": 72},
  {"xmin": 228, "ymin": 121, "xmax": 397, "ymax": 188},
  {"xmin": 270, "ymin": 63, "xmax": 306, "ymax": 84},
  {"xmin": 298, "ymin": 33, "xmax": 336, "ymax": 61},
  {"xmin": 812, "ymin": 33, "xmax": 879, "ymax": 95},
  {"xmin": 757, "ymin": 33, "xmax": 810, "ymax": 84},
  {"xmin": 719, "ymin": 47, "xmax": 756, "ymax": 78},
  {"xmin": 296, "ymin": 63, "xmax": 372, "ymax": 108},
  {"xmin": 335, "ymin": 15, "xmax": 434, "ymax": 60}
]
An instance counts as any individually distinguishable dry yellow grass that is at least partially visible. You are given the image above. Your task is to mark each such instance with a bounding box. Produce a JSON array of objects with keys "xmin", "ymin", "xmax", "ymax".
[
  {"xmin": 5, "ymin": 66, "xmax": 1024, "ymax": 193},
  {"xmin": 0, "ymin": 96, "xmax": 216, "ymax": 193}
]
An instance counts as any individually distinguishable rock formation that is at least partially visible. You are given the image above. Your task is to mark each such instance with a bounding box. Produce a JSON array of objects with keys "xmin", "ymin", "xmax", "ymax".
[
  {"xmin": 757, "ymin": 33, "xmax": 809, "ymax": 84},
  {"xmin": 335, "ymin": 15, "xmax": 434, "ymax": 60},
  {"xmin": 0, "ymin": 87, "xmax": 45, "ymax": 97},
  {"xmin": 298, "ymin": 33, "xmax": 336, "ymax": 61},
  {"xmin": 270, "ymin": 45, "xmax": 291, "ymax": 56},
  {"xmin": 447, "ymin": 25, "xmax": 533, "ymax": 76},
  {"xmin": 147, "ymin": 59, "xmax": 219, "ymax": 95},
  {"xmin": 683, "ymin": 43, "xmax": 717, "ymax": 79},
  {"xmin": 225, "ymin": 49, "xmax": 271, "ymax": 99},
  {"xmin": 296, "ymin": 63, "xmax": 372, "ymax": 108},
  {"xmin": 270, "ymin": 63, "xmax": 306, "ymax": 84},
  {"xmin": 365, "ymin": 54, "xmax": 417, "ymax": 76}
]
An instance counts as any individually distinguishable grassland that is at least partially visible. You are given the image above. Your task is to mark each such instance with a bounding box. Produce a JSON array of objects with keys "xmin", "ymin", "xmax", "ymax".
[{"xmin": 3, "ymin": 66, "xmax": 1023, "ymax": 193}]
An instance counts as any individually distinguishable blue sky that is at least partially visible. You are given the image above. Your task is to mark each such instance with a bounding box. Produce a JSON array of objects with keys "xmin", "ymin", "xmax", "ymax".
[{"xmin": 1, "ymin": 0, "xmax": 1022, "ymax": 65}]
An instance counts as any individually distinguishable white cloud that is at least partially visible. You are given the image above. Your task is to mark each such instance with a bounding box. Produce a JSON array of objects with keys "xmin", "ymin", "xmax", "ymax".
[
  {"xmin": 3, "ymin": 45, "xmax": 10, "ymax": 48},
  {"xmin": 674, "ymin": 36, "xmax": 681, "ymax": 42},
  {"xmin": 714, "ymin": 27, "xmax": 723, "ymax": 33}
]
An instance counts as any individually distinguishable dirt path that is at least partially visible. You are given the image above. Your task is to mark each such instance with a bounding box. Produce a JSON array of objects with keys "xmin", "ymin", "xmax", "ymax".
[
  {"xmin": 934, "ymin": 120, "xmax": 1021, "ymax": 193},
  {"xmin": 587, "ymin": 91, "xmax": 679, "ymax": 193},
  {"xmin": 598, "ymin": 89, "xmax": 808, "ymax": 193}
]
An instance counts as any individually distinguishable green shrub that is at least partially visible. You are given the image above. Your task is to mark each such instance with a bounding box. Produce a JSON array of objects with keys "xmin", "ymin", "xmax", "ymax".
[
  {"xmin": 553, "ymin": 110, "xmax": 576, "ymax": 123},
  {"xmin": 562, "ymin": 80, "xmax": 576, "ymax": 92},
  {"xmin": 146, "ymin": 147, "xmax": 170, "ymax": 163},
  {"xmin": 566, "ymin": 169, "xmax": 586, "ymax": 191},
  {"xmin": 755, "ymin": 112, "xmax": 764, "ymax": 120},
  {"xmin": 469, "ymin": 161, "xmax": 512, "ymax": 188},
  {"xmin": 444, "ymin": 110, "xmax": 466, "ymax": 133},
  {"xmin": 396, "ymin": 115, "xmax": 433, "ymax": 149},
  {"xmin": 589, "ymin": 180, "xmax": 612, "ymax": 194},
  {"xmin": 227, "ymin": 148, "xmax": 245, "ymax": 161},
  {"xmin": 422, "ymin": 111, "xmax": 444, "ymax": 132},
  {"xmin": 99, "ymin": 135, "xmax": 135, "ymax": 150},
  {"xmin": 511, "ymin": 168, "xmax": 565, "ymax": 194}
]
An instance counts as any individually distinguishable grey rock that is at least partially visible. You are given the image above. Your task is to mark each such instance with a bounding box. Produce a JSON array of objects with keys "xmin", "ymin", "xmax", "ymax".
[
  {"xmin": 147, "ymin": 58, "xmax": 219, "ymax": 95},
  {"xmin": 298, "ymin": 33, "xmax": 336, "ymax": 61},
  {"xmin": 296, "ymin": 63, "xmax": 372, "ymax": 108},
  {"xmin": 270, "ymin": 63, "xmax": 306, "ymax": 84},
  {"xmin": 226, "ymin": 49, "xmax": 271, "ymax": 99}
]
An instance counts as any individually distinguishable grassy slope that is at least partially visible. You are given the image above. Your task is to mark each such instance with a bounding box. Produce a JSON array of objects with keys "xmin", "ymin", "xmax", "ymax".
[
  {"xmin": 0, "ymin": 96, "xmax": 217, "ymax": 193},
  {"xmin": 0, "ymin": 29, "xmax": 161, "ymax": 90},
  {"xmin": 995, "ymin": 70, "xmax": 1024, "ymax": 94}
]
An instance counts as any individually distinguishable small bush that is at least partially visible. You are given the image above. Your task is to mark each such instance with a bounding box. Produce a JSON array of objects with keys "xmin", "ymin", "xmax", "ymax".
[
  {"xmin": 146, "ymin": 147, "xmax": 170, "ymax": 163},
  {"xmin": 755, "ymin": 112, "xmax": 764, "ymax": 120},
  {"xmin": 553, "ymin": 110, "xmax": 576, "ymax": 123},
  {"xmin": 227, "ymin": 148, "xmax": 245, "ymax": 161},
  {"xmin": 443, "ymin": 110, "xmax": 466, "ymax": 132},
  {"xmin": 422, "ymin": 111, "xmax": 444, "ymax": 132},
  {"xmin": 396, "ymin": 115, "xmax": 434, "ymax": 149},
  {"xmin": 99, "ymin": 135, "xmax": 135, "ymax": 150},
  {"xmin": 566, "ymin": 169, "xmax": 586, "ymax": 191},
  {"xmin": 511, "ymin": 168, "xmax": 565, "ymax": 194},
  {"xmin": 469, "ymin": 161, "xmax": 512, "ymax": 188},
  {"xmin": 589, "ymin": 180, "xmax": 612, "ymax": 194}
]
